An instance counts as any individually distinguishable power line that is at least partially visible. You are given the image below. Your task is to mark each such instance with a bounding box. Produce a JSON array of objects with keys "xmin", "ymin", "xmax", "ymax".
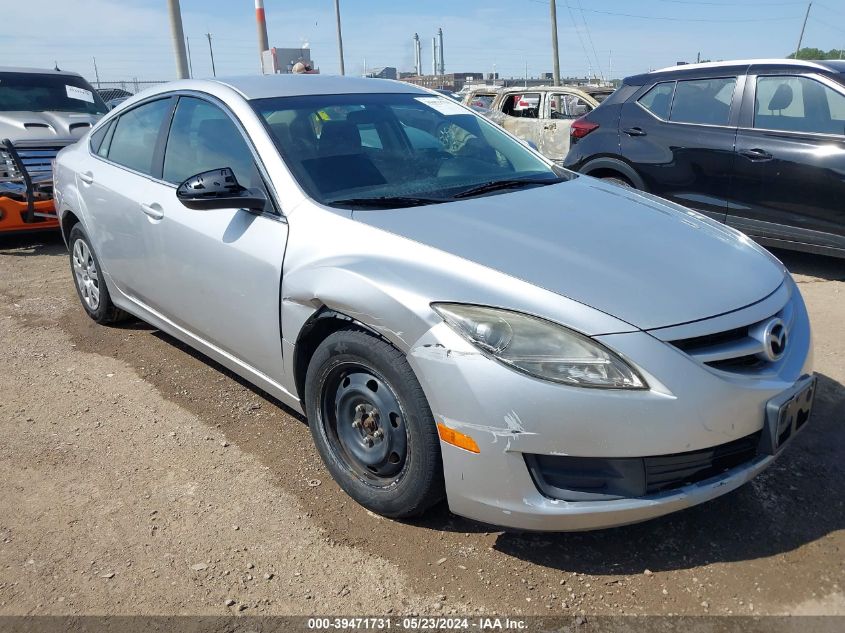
[
  {"xmin": 574, "ymin": 0, "xmax": 605, "ymax": 80},
  {"xmin": 528, "ymin": 0, "xmax": 800, "ymax": 22},
  {"xmin": 561, "ymin": 0, "xmax": 594, "ymax": 77},
  {"xmin": 656, "ymin": 0, "xmax": 804, "ymax": 5}
]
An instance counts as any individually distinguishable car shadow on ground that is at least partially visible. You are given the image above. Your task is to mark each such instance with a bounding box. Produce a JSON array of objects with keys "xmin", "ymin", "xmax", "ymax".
[
  {"xmin": 0, "ymin": 231, "xmax": 65, "ymax": 257},
  {"xmin": 774, "ymin": 249, "xmax": 844, "ymax": 281}
]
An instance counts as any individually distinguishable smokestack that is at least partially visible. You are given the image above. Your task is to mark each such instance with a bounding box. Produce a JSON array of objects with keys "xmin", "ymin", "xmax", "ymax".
[
  {"xmin": 413, "ymin": 33, "xmax": 421, "ymax": 75},
  {"xmin": 438, "ymin": 28, "xmax": 445, "ymax": 75},
  {"xmin": 255, "ymin": 0, "xmax": 269, "ymax": 71},
  {"xmin": 432, "ymin": 37, "xmax": 437, "ymax": 76}
]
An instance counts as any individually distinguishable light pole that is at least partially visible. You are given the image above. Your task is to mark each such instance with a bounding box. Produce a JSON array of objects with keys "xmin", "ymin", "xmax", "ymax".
[
  {"xmin": 167, "ymin": 0, "xmax": 190, "ymax": 79},
  {"xmin": 550, "ymin": 0, "xmax": 561, "ymax": 86},
  {"xmin": 334, "ymin": 0, "xmax": 346, "ymax": 75},
  {"xmin": 795, "ymin": 1, "xmax": 812, "ymax": 59},
  {"xmin": 206, "ymin": 33, "xmax": 216, "ymax": 77}
]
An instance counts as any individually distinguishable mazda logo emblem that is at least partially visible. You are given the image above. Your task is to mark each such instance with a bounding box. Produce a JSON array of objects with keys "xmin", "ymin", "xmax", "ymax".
[{"xmin": 762, "ymin": 318, "xmax": 788, "ymax": 361}]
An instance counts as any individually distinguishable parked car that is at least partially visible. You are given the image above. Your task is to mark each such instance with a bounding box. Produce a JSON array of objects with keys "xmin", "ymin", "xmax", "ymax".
[
  {"xmin": 432, "ymin": 88, "xmax": 460, "ymax": 101},
  {"xmin": 486, "ymin": 85, "xmax": 599, "ymax": 161},
  {"xmin": 564, "ymin": 59, "xmax": 845, "ymax": 258},
  {"xmin": 577, "ymin": 84, "xmax": 616, "ymax": 103},
  {"xmin": 54, "ymin": 75, "xmax": 813, "ymax": 531},
  {"xmin": 461, "ymin": 85, "xmax": 502, "ymax": 112},
  {"xmin": 97, "ymin": 87, "xmax": 133, "ymax": 103},
  {"xmin": 0, "ymin": 67, "xmax": 107, "ymax": 233},
  {"xmin": 105, "ymin": 96, "xmax": 129, "ymax": 110}
]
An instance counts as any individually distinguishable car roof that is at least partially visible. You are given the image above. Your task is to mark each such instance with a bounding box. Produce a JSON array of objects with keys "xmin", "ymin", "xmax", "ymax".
[
  {"xmin": 0, "ymin": 66, "xmax": 85, "ymax": 78},
  {"xmin": 625, "ymin": 59, "xmax": 845, "ymax": 85},
  {"xmin": 210, "ymin": 74, "xmax": 428, "ymax": 100}
]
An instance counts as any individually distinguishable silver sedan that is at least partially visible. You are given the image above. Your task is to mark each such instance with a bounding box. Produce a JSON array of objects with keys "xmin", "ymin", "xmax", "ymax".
[{"xmin": 53, "ymin": 75, "xmax": 814, "ymax": 531}]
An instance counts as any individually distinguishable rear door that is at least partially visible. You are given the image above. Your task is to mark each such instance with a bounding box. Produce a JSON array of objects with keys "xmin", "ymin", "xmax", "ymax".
[
  {"xmin": 80, "ymin": 97, "xmax": 175, "ymax": 300},
  {"xmin": 153, "ymin": 95, "xmax": 289, "ymax": 382},
  {"xmin": 619, "ymin": 75, "xmax": 741, "ymax": 222},
  {"xmin": 728, "ymin": 72, "xmax": 845, "ymax": 253},
  {"xmin": 542, "ymin": 90, "xmax": 596, "ymax": 161}
]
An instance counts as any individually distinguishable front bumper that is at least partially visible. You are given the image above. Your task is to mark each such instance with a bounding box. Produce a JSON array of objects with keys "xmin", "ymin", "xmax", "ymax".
[{"xmin": 407, "ymin": 292, "xmax": 813, "ymax": 531}]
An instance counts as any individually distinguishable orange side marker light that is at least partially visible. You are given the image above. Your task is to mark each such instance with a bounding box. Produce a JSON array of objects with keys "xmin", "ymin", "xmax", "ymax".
[{"xmin": 437, "ymin": 422, "xmax": 480, "ymax": 454}]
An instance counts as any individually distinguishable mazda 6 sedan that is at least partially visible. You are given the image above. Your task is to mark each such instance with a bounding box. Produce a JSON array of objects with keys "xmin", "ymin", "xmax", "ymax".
[{"xmin": 53, "ymin": 75, "xmax": 815, "ymax": 531}]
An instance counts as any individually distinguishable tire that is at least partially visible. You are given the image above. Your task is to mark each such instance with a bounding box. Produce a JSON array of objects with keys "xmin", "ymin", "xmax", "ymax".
[
  {"xmin": 68, "ymin": 223, "xmax": 128, "ymax": 324},
  {"xmin": 600, "ymin": 175, "xmax": 634, "ymax": 188},
  {"xmin": 304, "ymin": 328, "xmax": 445, "ymax": 518}
]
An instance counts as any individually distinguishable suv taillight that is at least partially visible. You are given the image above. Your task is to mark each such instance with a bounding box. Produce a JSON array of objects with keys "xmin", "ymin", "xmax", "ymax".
[{"xmin": 570, "ymin": 117, "xmax": 599, "ymax": 141}]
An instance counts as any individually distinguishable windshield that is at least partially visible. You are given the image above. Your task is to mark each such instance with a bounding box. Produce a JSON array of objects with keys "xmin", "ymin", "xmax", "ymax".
[
  {"xmin": 0, "ymin": 72, "xmax": 108, "ymax": 114},
  {"xmin": 251, "ymin": 92, "xmax": 565, "ymax": 207}
]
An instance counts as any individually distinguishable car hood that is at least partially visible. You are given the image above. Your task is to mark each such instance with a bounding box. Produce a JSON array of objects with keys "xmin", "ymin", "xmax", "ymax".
[
  {"xmin": 352, "ymin": 177, "xmax": 785, "ymax": 330},
  {"xmin": 0, "ymin": 111, "xmax": 103, "ymax": 144}
]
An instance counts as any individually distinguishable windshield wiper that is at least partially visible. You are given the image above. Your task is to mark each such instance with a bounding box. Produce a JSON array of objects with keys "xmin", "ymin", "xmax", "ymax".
[
  {"xmin": 327, "ymin": 196, "xmax": 447, "ymax": 209},
  {"xmin": 452, "ymin": 177, "xmax": 564, "ymax": 199}
]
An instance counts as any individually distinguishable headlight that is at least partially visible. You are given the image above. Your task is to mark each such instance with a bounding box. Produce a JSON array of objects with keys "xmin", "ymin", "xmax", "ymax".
[{"xmin": 432, "ymin": 303, "xmax": 647, "ymax": 389}]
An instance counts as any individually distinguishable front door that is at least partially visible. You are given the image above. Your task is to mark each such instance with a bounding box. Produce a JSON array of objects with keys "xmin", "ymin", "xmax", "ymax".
[
  {"xmin": 153, "ymin": 95, "xmax": 289, "ymax": 383},
  {"xmin": 619, "ymin": 76, "xmax": 740, "ymax": 222},
  {"xmin": 729, "ymin": 73, "xmax": 845, "ymax": 253},
  {"xmin": 495, "ymin": 91, "xmax": 544, "ymax": 150}
]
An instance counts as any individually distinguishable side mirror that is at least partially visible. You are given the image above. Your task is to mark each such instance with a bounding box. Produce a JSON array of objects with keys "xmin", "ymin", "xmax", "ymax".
[{"xmin": 176, "ymin": 167, "xmax": 266, "ymax": 213}]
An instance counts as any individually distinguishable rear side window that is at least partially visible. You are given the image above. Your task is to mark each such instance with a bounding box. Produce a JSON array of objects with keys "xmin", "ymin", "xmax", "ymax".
[
  {"xmin": 670, "ymin": 77, "xmax": 735, "ymax": 126},
  {"xmin": 106, "ymin": 98, "xmax": 172, "ymax": 175},
  {"xmin": 89, "ymin": 119, "xmax": 113, "ymax": 154},
  {"xmin": 638, "ymin": 82, "xmax": 674, "ymax": 120},
  {"xmin": 754, "ymin": 75, "xmax": 845, "ymax": 135}
]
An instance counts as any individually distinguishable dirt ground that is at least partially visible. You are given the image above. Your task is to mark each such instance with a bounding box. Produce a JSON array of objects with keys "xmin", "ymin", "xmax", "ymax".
[{"xmin": 0, "ymin": 232, "xmax": 843, "ymax": 617}]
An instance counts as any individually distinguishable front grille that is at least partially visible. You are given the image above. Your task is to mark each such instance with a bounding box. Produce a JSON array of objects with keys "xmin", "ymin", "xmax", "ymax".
[
  {"xmin": 668, "ymin": 300, "xmax": 795, "ymax": 373},
  {"xmin": 525, "ymin": 431, "xmax": 762, "ymax": 502}
]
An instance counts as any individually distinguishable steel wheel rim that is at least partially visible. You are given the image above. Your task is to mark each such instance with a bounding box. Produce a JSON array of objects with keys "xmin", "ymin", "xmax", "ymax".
[
  {"xmin": 321, "ymin": 363, "xmax": 409, "ymax": 486},
  {"xmin": 72, "ymin": 238, "xmax": 100, "ymax": 311}
]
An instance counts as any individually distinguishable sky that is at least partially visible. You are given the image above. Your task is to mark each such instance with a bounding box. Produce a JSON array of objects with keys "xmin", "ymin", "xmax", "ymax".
[{"xmin": 5, "ymin": 0, "xmax": 845, "ymax": 84}]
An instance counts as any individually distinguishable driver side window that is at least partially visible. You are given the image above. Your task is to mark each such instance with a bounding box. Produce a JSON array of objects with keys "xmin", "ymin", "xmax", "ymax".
[{"xmin": 163, "ymin": 97, "xmax": 262, "ymax": 191}]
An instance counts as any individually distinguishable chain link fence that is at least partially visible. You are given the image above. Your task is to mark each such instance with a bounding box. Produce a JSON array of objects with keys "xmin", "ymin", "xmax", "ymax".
[{"xmin": 93, "ymin": 80, "xmax": 168, "ymax": 102}]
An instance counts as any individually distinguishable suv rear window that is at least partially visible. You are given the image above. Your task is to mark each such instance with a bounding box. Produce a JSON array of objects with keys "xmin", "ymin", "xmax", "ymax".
[
  {"xmin": 670, "ymin": 77, "xmax": 735, "ymax": 126},
  {"xmin": 638, "ymin": 82, "xmax": 674, "ymax": 120},
  {"xmin": 0, "ymin": 72, "xmax": 108, "ymax": 114}
]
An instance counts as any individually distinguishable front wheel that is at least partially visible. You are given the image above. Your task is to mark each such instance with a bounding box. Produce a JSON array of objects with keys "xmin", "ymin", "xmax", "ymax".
[{"xmin": 304, "ymin": 328, "xmax": 444, "ymax": 518}]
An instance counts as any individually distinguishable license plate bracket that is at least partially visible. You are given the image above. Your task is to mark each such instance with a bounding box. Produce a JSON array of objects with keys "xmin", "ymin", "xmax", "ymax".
[{"xmin": 761, "ymin": 375, "xmax": 816, "ymax": 455}]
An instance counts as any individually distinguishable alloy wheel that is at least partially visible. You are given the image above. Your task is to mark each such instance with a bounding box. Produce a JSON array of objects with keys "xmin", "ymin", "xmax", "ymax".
[{"xmin": 72, "ymin": 238, "xmax": 100, "ymax": 311}]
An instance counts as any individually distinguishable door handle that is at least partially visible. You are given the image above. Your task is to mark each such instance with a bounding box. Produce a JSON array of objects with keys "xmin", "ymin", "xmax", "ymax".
[
  {"xmin": 623, "ymin": 127, "xmax": 647, "ymax": 137},
  {"xmin": 739, "ymin": 148, "xmax": 773, "ymax": 161},
  {"xmin": 543, "ymin": 123, "xmax": 557, "ymax": 130},
  {"xmin": 78, "ymin": 171, "xmax": 94, "ymax": 185},
  {"xmin": 140, "ymin": 202, "xmax": 164, "ymax": 221}
]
